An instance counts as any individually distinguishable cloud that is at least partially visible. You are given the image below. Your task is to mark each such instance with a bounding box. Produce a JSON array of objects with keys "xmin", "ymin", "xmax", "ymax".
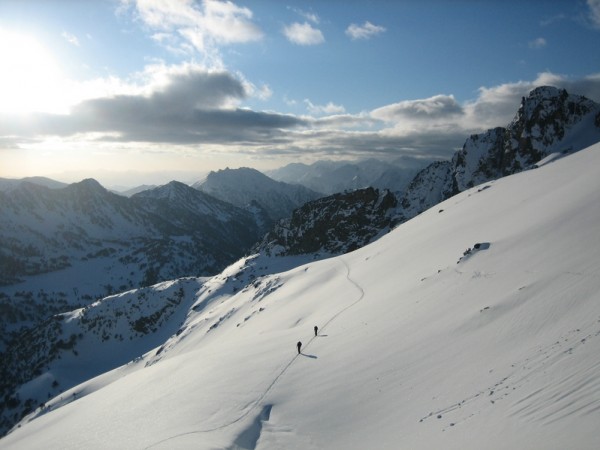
[
  {"xmin": 535, "ymin": 71, "xmax": 600, "ymax": 102},
  {"xmin": 540, "ymin": 13, "xmax": 567, "ymax": 27},
  {"xmin": 313, "ymin": 113, "xmax": 379, "ymax": 130},
  {"xmin": 122, "ymin": 0, "xmax": 263, "ymax": 61},
  {"xmin": 528, "ymin": 37, "xmax": 547, "ymax": 49},
  {"xmin": 304, "ymin": 99, "xmax": 346, "ymax": 115},
  {"xmin": 283, "ymin": 22, "xmax": 325, "ymax": 45},
  {"xmin": 0, "ymin": 64, "xmax": 307, "ymax": 145},
  {"xmin": 588, "ymin": 0, "xmax": 600, "ymax": 28},
  {"xmin": 289, "ymin": 6, "xmax": 319, "ymax": 24},
  {"xmin": 3, "ymin": 69, "xmax": 600, "ymax": 169},
  {"xmin": 372, "ymin": 95, "xmax": 464, "ymax": 122},
  {"xmin": 61, "ymin": 31, "xmax": 80, "ymax": 46},
  {"xmin": 71, "ymin": 69, "xmax": 303, "ymax": 143},
  {"xmin": 345, "ymin": 21, "xmax": 386, "ymax": 40}
]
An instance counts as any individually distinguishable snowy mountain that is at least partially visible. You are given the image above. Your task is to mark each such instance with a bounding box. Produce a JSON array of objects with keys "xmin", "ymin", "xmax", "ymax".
[
  {"xmin": 266, "ymin": 156, "xmax": 432, "ymax": 196},
  {"xmin": 397, "ymin": 86, "xmax": 600, "ymax": 221},
  {"xmin": 0, "ymin": 179, "xmax": 261, "ymax": 349},
  {"xmin": 0, "ymin": 177, "xmax": 67, "ymax": 192},
  {"xmin": 113, "ymin": 184, "xmax": 157, "ymax": 197},
  {"xmin": 254, "ymin": 187, "xmax": 398, "ymax": 257},
  {"xmin": 2, "ymin": 141, "xmax": 599, "ymax": 450},
  {"xmin": 193, "ymin": 167, "xmax": 321, "ymax": 222}
]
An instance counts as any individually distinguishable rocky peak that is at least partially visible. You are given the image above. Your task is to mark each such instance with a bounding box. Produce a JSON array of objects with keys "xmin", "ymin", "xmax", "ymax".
[
  {"xmin": 399, "ymin": 86, "xmax": 600, "ymax": 222},
  {"xmin": 511, "ymin": 86, "xmax": 598, "ymax": 147},
  {"xmin": 454, "ymin": 87, "xmax": 600, "ymax": 190}
]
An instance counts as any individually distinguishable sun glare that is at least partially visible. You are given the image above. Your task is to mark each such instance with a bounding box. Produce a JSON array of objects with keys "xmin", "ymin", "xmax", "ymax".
[{"xmin": 0, "ymin": 28, "xmax": 69, "ymax": 114}]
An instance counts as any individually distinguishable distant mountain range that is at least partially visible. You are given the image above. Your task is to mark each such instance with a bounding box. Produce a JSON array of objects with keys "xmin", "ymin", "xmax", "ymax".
[
  {"xmin": 0, "ymin": 176, "xmax": 67, "ymax": 191},
  {"xmin": 266, "ymin": 156, "xmax": 433, "ymax": 196},
  {"xmin": 0, "ymin": 179, "xmax": 261, "ymax": 347}
]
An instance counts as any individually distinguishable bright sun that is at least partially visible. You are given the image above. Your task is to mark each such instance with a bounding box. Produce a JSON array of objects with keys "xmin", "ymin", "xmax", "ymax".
[{"xmin": 0, "ymin": 28, "xmax": 68, "ymax": 114}]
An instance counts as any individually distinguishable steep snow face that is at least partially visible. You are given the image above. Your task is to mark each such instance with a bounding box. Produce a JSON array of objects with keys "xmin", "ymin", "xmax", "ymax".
[
  {"xmin": 452, "ymin": 127, "xmax": 505, "ymax": 192},
  {"xmin": 3, "ymin": 143, "xmax": 600, "ymax": 450},
  {"xmin": 397, "ymin": 160, "xmax": 454, "ymax": 221}
]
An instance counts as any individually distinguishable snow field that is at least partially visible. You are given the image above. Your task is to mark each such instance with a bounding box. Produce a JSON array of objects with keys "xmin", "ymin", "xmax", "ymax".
[{"xmin": 2, "ymin": 144, "xmax": 600, "ymax": 449}]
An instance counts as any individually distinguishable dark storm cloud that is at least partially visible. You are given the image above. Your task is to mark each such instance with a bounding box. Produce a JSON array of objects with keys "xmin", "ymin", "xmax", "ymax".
[
  {"xmin": 2, "ymin": 70, "xmax": 600, "ymax": 165},
  {"xmin": 233, "ymin": 126, "xmax": 467, "ymax": 162},
  {"xmin": 0, "ymin": 69, "xmax": 307, "ymax": 144}
]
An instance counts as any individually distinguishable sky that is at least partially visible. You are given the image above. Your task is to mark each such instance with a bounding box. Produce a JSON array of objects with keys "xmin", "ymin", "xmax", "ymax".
[{"xmin": 1, "ymin": 0, "xmax": 600, "ymax": 187}]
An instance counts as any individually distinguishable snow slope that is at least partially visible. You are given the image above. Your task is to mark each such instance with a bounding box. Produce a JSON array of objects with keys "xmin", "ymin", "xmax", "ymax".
[{"xmin": 2, "ymin": 144, "xmax": 600, "ymax": 449}]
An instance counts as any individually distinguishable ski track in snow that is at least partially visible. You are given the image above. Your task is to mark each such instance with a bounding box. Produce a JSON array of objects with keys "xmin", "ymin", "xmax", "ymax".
[{"xmin": 145, "ymin": 257, "xmax": 365, "ymax": 449}]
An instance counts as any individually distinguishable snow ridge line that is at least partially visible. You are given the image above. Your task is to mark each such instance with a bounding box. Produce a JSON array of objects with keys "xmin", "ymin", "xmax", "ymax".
[{"xmin": 145, "ymin": 257, "xmax": 365, "ymax": 449}]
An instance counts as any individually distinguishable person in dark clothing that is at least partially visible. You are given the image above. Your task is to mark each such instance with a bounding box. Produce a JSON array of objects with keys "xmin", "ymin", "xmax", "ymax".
[
  {"xmin": 297, "ymin": 341, "xmax": 302, "ymax": 354},
  {"xmin": 314, "ymin": 325, "xmax": 318, "ymax": 336}
]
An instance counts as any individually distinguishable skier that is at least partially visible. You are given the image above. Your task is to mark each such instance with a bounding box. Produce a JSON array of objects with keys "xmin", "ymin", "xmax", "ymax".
[
  {"xmin": 314, "ymin": 325, "xmax": 318, "ymax": 336},
  {"xmin": 297, "ymin": 341, "xmax": 302, "ymax": 354}
]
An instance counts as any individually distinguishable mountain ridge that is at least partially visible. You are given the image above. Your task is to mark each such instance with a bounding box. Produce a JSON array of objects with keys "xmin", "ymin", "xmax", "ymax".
[
  {"xmin": 396, "ymin": 86, "xmax": 600, "ymax": 222},
  {"xmin": 0, "ymin": 179, "xmax": 262, "ymax": 350},
  {"xmin": 193, "ymin": 167, "xmax": 322, "ymax": 222}
]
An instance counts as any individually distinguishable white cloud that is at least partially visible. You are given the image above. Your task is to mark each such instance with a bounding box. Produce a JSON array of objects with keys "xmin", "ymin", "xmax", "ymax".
[
  {"xmin": 283, "ymin": 95, "xmax": 298, "ymax": 107},
  {"xmin": 289, "ymin": 6, "xmax": 320, "ymax": 24},
  {"xmin": 202, "ymin": 0, "xmax": 264, "ymax": 44},
  {"xmin": 122, "ymin": 0, "xmax": 263, "ymax": 61},
  {"xmin": 239, "ymin": 75, "xmax": 273, "ymax": 101},
  {"xmin": 372, "ymin": 95, "xmax": 463, "ymax": 122},
  {"xmin": 528, "ymin": 37, "xmax": 547, "ymax": 49},
  {"xmin": 540, "ymin": 13, "xmax": 566, "ymax": 27},
  {"xmin": 369, "ymin": 72, "xmax": 600, "ymax": 146},
  {"xmin": 345, "ymin": 21, "xmax": 386, "ymax": 40},
  {"xmin": 283, "ymin": 22, "xmax": 325, "ymax": 45},
  {"xmin": 304, "ymin": 99, "xmax": 345, "ymax": 115},
  {"xmin": 588, "ymin": 0, "xmax": 600, "ymax": 28},
  {"xmin": 61, "ymin": 31, "xmax": 80, "ymax": 46}
]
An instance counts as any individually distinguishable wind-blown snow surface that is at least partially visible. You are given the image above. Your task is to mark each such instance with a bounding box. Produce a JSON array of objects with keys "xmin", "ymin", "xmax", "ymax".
[{"xmin": 3, "ymin": 144, "xmax": 600, "ymax": 449}]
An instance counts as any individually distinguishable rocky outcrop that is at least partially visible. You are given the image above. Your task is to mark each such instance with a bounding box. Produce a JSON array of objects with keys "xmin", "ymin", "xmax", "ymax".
[
  {"xmin": 398, "ymin": 86, "xmax": 600, "ymax": 221},
  {"xmin": 255, "ymin": 187, "xmax": 397, "ymax": 257}
]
